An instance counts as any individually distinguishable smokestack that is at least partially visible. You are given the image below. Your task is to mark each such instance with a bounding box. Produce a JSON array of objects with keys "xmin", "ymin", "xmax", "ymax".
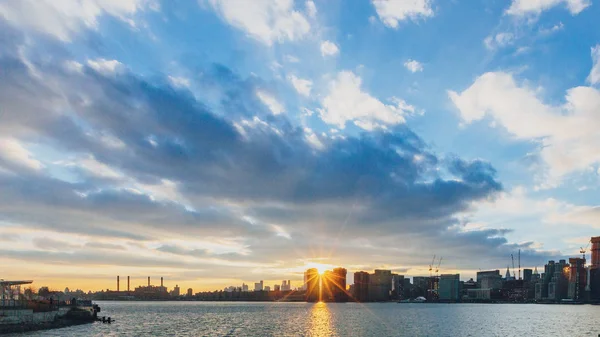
[
  {"xmin": 127, "ymin": 276, "xmax": 130, "ymax": 292},
  {"xmin": 117, "ymin": 276, "xmax": 120, "ymax": 292},
  {"xmin": 148, "ymin": 276, "xmax": 150, "ymax": 286},
  {"xmin": 161, "ymin": 277, "xmax": 163, "ymax": 287}
]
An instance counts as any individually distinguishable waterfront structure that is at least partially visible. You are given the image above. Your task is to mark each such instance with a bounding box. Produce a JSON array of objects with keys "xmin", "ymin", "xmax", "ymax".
[
  {"xmin": 568, "ymin": 258, "xmax": 586, "ymax": 301},
  {"xmin": 392, "ymin": 274, "xmax": 404, "ymax": 300},
  {"xmin": 172, "ymin": 285, "xmax": 180, "ymax": 297},
  {"xmin": 547, "ymin": 259, "xmax": 569, "ymax": 301},
  {"xmin": 412, "ymin": 276, "xmax": 429, "ymax": 298},
  {"xmin": 242, "ymin": 283, "xmax": 248, "ymax": 292},
  {"xmin": 187, "ymin": 288, "xmax": 193, "ymax": 297},
  {"xmin": 438, "ymin": 274, "xmax": 460, "ymax": 301},
  {"xmin": 305, "ymin": 268, "xmax": 319, "ymax": 302},
  {"xmin": 254, "ymin": 281, "xmax": 263, "ymax": 292},
  {"xmin": 592, "ymin": 236, "xmax": 600, "ymax": 269},
  {"xmin": 369, "ymin": 270, "xmax": 392, "ymax": 302},
  {"xmin": 330, "ymin": 268, "xmax": 347, "ymax": 302},
  {"xmin": 477, "ymin": 270, "xmax": 502, "ymax": 290},
  {"xmin": 353, "ymin": 272, "xmax": 369, "ymax": 302}
]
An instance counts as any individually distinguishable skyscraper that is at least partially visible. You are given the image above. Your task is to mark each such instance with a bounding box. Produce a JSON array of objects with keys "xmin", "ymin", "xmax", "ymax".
[
  {"xmin": 369, "ymin": 270, "xmax": 392, "ymax": 302},
  {"xmin": 438, "ymin": 274, "xmax": 460, "ymax": 301},
  {"xmin": 305, "ymin": 268, "xmax": 320, "ymax": 302},
  {"xmin": 331, "ymin": 267, "xmax": 347, "ymax": 302},
  {"xmin": 591, "ymin": 236, "xmax": 600, "ymax": 269},
  {"xmin": 353, "ymin": 271, "xmax": 369, "ymax": 302}
]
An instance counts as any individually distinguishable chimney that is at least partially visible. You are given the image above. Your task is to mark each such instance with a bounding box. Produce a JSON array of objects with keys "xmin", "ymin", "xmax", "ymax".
[
  {"xmin": 127, "ymin": 276, "xmax": 130, "ymax": 292},
  {"xmin": 161, "ymin": 277, "xmax": 164, "ymax": 287},
  {"xmin": 148, "ymin": 276, "xmax": 150, "ymax": 286},
  {"xmin": 117, "ymin": 276, "xmax": 120, "ymax": 292}
]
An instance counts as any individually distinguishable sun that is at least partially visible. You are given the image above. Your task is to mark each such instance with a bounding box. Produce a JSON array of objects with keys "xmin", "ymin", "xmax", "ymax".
[{"xmin": 307, "ymin": 262, "xmax": 330, "ymax": 275}]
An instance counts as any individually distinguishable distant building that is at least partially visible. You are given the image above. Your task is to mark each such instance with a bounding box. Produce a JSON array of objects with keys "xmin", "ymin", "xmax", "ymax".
[
  {"xmin": 274, "ymin": 285, "xmax": 281, "ymax": 291},
  {"xmin": 438, "ymin": 274, "xmax": 460, "ymax": 301},
  {"xmin": 568, "ymin": 258, "xmax": 586, "ymax": 301},
  {"xmin": 305, "ymin": 268, "xmax": 319, "ymax": 302},
  {"xmin": 172, "ymin": 285, "xmax": 180, "ymax": 297},
  {"xmin": 477, "ymin": 270, "xmax": 502, "ymax": 290},
  {"xmin": 368, "ymin": 270, "xmax": 392, "ymax": 302},
  {"xmin": 264, "ymin": 286, "xmax": 271, "ymax": 292},
  {"xmin": 187, "ymin": 288, "xmax": 193, "ymax": 297},
  {"xmin": 391, "ymin": 274, "xmax": 404, "ymax": 300},
  {"xmin": 331, "ymin": 268, "xmax": 347, "ymax": 302},
  {"xmin": 523, "ymin": 269, "xmax": 533, "ymax": 282},
  {"xmin": 254, "ymin": 281, "xmax": 264, "ymax": 292},
  {"xmin": 591, "ymin": 236, "xmax": 600, "ymax": 269},
  {"xmin": 281, "ymin": 280, "xmax": 292, "ymax": 291},
  {"xmin": 412, "ymin": 277, "xmax": 429, "ymax": 298},
  {"xmin": 353, "ymin": 271, "xmax": 369, "ymax": 302},
  {"xmin": 546, "ymin": 260, "xmax": 569, "ymax": 301},
  {"xmin": 242, "ymin": 283, "xmax": 249, "ymax": 292}
]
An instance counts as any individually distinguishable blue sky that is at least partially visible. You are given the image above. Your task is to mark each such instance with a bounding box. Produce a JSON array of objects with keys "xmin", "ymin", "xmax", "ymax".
[{"xmin": 0, "ymin": 0, "xmax": 599, "ymax": 291}]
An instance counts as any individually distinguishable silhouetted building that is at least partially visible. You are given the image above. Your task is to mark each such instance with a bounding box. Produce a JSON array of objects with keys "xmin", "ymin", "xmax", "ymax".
[
  {"xmin": 412, "ymin": 277, "xmax": 429, "ymax": 298},
  {"xmin": 305, "ymin": 268, "xmax": 320, "ymax": 302},
  {"xmin": 274, "ymin": 285, "xmax": 280, "ymax": 291},
  {"xmin": 477, "ymin": 270, "xmax": 502, "ymax": 290},
  {"xmin": 592, "ymin": 236, "xmax": 600, "ymax": 269},
  {"xmin": 254, "ymin": 281, "xmax": 264, "ymax": 292},
  {"xmin": 353, "ymin": 271, "xmax": 369, "ymax": 302},
  {"xmin": 547, "ymin": 260, "xmax": 569, "ymax": 301},
  {"xmin": 330, "ymin": 268, "xmax": 347, "ymax": 302},
  {"xmin": 172, "ymin": 284, "xmax": 180, "ymax": 297},
  {"xmin": 439, "ymin": 274, "xmax": 460, "ymax": 301},
  {"xmin": 187, "ymin": 288, "xmax": 193, "ymax": 297},
  {"xmin": 391, "ymin": 274, "xmax": 404, "ymax": 300},
  {"xmin": 523, "ymin": 269, "xmax": 533, "ymax": 282},
  {"xmin": 369, "ymin": 270, "xmax": 392, "ymax": 302},
  {"xmin": 568, "ymin": 258, "xmax": 586, "ymax": 301}
]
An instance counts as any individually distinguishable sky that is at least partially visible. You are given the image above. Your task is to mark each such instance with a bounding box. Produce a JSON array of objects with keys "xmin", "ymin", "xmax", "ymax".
[{"xmin": 0, "ymin": 0, "xmax": 599, "ymax": 292}]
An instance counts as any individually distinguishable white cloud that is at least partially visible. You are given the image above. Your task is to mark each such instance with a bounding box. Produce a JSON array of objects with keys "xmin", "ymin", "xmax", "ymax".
[
  {"xmin": 256, "ymin": 91, "xmax": 285, "ymax": 115},
  {"xmin": 484, "ymin": 32, "xmax": 514, "ymax": 50},
  {"xmin": 285, "ymin": 55, "xmax": 300, "ymax": 63},
  {"xmin": 588, "ymin": 45, "xmax": 600, "ymax": 85},
  {"xmin": 168, "ymin": 76, "xmax": 191, "ymax": 89},
  {"xmin": 372, "ymin": 0, "xmax": 434, "ymax": 28},
  {"xmin": 303, "ymin": 128, "xmax": 324, "ymax": 150},
  {"xmin": 208, "ymin": 0, "xmax": 310, "ymax": 45},
  {"xmin": 319, "ymin": 71, "xmax": 414, "ymax": 130},
  {"xmin": 0, "ymin": 138, "xmax": 43, "ymax": 172},
  {"xmin": 539, "ymin": 22, "xmax": 564, "ymax": 35},
  {"xmin": 506, "ymin": 0, "xmax": 590, "ymax": 16},
  {"xmin": 0, "ymin": 0, "xmax": 148, "ymax": 41},
  {"xmin": 404, "ymin": 59, "xmax": 423, "ymax": 73},
  {"xmin": 288, "ymin": 75, "xmax": 312, "ymax": 97},
  {"xmin": 320, "ymin": 40, "xmax": 339, "ymax": 57},
  {"xmin": 448, "ymin": 71, "xmax": 600, "ymax": 185},
  {"xmin": 87, "ymin": 58, "xmax": 123, "ymax": 75},
  {"xmin": 305, "ymin": 0, "xmax": 317, "ymax": 18}
]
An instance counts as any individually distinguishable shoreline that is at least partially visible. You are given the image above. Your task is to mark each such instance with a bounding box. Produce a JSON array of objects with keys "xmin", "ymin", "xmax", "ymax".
[{"xmin": 0, "ymin": 319, "xmax": 94, "ymax": 335}]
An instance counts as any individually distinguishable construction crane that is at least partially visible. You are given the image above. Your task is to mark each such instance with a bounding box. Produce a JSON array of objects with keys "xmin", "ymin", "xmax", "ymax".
[
  {"xmin": 580, "ymin": 240, "xmax": 591, "ymax": 262},
  {"xmin": 429, "ymin": 255, "xmax": 436, "ymax": 277},
  {"xmin": 511, "ymin": 254, "xmax": 516, "ymax": 280},
  {"xmin": 435, "ymin": 257, "xmax": 443, "ymax": 277},
  {"xmin": 518, "ymin": 249, "xmax": 521, "ymax": 281}
]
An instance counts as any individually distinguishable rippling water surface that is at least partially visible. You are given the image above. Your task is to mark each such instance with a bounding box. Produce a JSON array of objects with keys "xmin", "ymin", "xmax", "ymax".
[{"xmin": 17, "ymin": 301, "xmax": 600, "ymax": 336}]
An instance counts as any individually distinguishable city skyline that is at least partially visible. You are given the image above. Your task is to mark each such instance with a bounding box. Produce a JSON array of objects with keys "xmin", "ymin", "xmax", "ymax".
[{"xmin": 1, "ymin": 0, "xmax": 600, "ymax": 292}]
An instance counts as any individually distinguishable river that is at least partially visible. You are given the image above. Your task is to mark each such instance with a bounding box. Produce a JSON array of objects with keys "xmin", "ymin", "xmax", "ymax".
[{"xmin": 14, "ymin": 301, "xmax": 600, "ymax": 336}]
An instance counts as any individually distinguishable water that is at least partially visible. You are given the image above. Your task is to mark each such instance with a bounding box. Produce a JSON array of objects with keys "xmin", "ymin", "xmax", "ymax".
[{"xmin": 15, "ymin": 301, "xmax": 600, "ymax": 336}]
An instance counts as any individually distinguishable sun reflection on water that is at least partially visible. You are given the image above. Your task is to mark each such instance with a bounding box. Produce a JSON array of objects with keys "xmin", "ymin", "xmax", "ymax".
[{"xmin": 308, "ymin": 302, "xmax": 336, "ymax": 337}]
